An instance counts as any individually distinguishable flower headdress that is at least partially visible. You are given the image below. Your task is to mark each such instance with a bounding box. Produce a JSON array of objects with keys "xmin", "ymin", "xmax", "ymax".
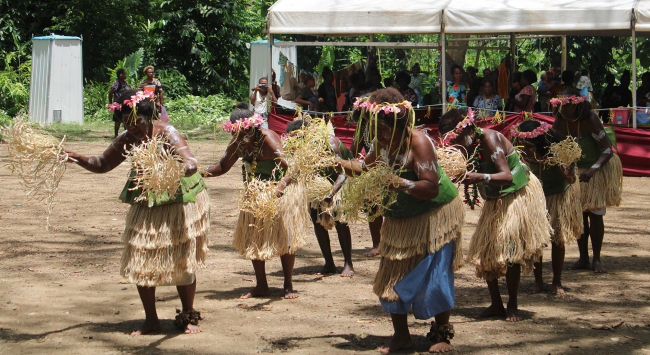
[
  {"xmin": 443, "ymin": 108, "xmax": 476, "ymax": 144},
  {"xmin": 352, "ymin": 97, "xmax": 413, "ymax": 115},
  {"xmin": 351, "ymin": 96, "xmax": 416, "ymax": 162},
  {"xmin": 108, "ymin": 91, "xmax": 155, "ymax": 112},
  {"xmin": 222, "ymin": 113, "xmax": 265, "ymax": 133},
  {"xmin": 509, "ymin": 121, "xmax": 551, "ymax": 140},
  {"xmin": 108, "ymin": 91, "xmax": 157, "ymax": 124},
  {"xmin": 549, "ymin": 95, "xmax": 587, "ymax": 107}
]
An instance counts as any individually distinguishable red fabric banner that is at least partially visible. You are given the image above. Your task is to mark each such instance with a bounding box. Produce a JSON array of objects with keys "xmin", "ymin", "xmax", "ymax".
[{"xmin": 268, "ymin": 111, "xmax": 650, "ymax": 177}]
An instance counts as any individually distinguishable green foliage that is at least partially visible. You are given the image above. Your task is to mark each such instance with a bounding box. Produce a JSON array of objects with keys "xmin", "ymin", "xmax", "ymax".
[
  {"xmin": 164, "ymin": 94, "xmax": 237, "ymax": 127},
  {"xmin": 0, "ymin": 32, "xmax": 31, "ymax": 116},
  {"xmin": 157, "ymin": 69, "xmax": 192, "ymax": 99},
  {"xmin": 106, "ymin": 48, "xmax": 146, "ymax": 89},
  {"xmin": 83, "ymin": 80, "xmax": 112, "ymax": 122}
]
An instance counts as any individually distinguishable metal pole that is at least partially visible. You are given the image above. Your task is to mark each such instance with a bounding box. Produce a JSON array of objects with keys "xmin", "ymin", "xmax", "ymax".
[
  {"xmin": 268, "ymin": 33, "xmax": 274, "ymax": 90},
  {"xmin": 441, "ymin": 29, "xmax": 447, "ymax": 114},
  {"xmin": 510, "ymin": 33, "xmax": 516, "ymax": 88},
  {"xmin": 633, "ymin": 27, "xmax": 638, "ymax": 128}
]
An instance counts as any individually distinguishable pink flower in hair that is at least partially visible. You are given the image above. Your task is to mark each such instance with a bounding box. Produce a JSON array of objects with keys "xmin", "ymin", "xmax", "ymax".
[
  {"xmin": 108, "ymin": 102, "xmax": 122, "ymax": 112},
  {"xmin": 222, "ymin": 121, "xmax": 234, "ymax": 133}
]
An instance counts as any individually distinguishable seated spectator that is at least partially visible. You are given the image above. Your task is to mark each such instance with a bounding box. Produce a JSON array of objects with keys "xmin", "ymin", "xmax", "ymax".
[
  {"xmin": 550, "ymin": 70, "xmax": 576, "ymax": 97},
  {"xmin": 367, "ymin": 71, "xmax": 383, "ymax": 93},
  {"xmin": 467, "ymin": 76, "xmax": 483, "ymax": 109},
  {"xmin": 600, "ymin": 72, "xmax": 617, "ymax": 122},
  {"xmin": 511, "ymin": 69, "xmax": 537, "ymax": 113},
  {"xmin": 537, "ymin": 72, "xmax": 550, "ymax": 111},
  {"xmin": 408, "ymin": 63, "xmax": 429, "ymax": 106},
  {"xmin": 610, "ymin": 71, "xmax": 632, "ymax": 108},
  {"xmin": 396, "ymin": 71, "xmax": 418, "ymax": 105},
  {"xmin": 383, "ymin": 77, "xmax": 395, "ymax": 90},
  {"xmin": 446, "ymin": 64, "xmax": 469, "ymax": 106},
  {"xmin": 473, "ymin": 79, "xmax": 502, "ymax": 118},
  {"xmin": 295, "ymin": 75, "xmax": 318, "ymax": 111},
  {"xmin": 482, "ymin": 68, "xmax": 491, "ymax": 78},
  {"xmin": 318, "ymin": 67, "xmax": 338, "ymax": 112},
  {"xmin": 344, "ymin": 72, "xmax": 364, "ymax": 110},
  {"xmin": 575, "ymin": 68, "xmax": 594, "ymax": 101},
  {"xmin": 637, "ymin": 72, "xmax": 650, "ymax": 107}
]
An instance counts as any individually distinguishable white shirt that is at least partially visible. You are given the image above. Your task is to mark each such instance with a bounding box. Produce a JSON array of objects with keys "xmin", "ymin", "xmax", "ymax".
[{"xmin": 254, "ymin": 91, "xmax": 272, "ymax": 115}]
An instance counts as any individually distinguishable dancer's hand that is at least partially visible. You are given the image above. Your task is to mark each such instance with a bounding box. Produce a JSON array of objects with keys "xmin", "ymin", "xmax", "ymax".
[{"xmin": 579, "ymin": 168, "xmax": 597, "ymax": 182}]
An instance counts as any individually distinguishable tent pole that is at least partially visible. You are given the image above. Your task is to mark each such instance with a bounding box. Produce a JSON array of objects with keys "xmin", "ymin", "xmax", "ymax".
[
  {"xmin": 632, "ymin": 28, "xmax": 638, "ymax": 128},
  {"xmin": 441, "ymin": 29, "xmax": 447, "ymax": 114},
  {"xmin": 268, "ymin": 33, "xmax": 274, "ymax": 92},
  {"xmin": 561, "ymin": 36, "xmax": 567, "ymax": 72},
  {"xmin": 510, "ymin": 33, "xmax": 516, "ymax": 86}
]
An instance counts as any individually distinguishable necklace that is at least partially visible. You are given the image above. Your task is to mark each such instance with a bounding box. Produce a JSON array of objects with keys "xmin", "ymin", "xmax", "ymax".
[
  {"xmin": 464, "ymin": 128, "xmax": 483, "ymax": 210},
  {"xmin": 240, "ymin": 132, "xmax": 264, "ymax": 183}
]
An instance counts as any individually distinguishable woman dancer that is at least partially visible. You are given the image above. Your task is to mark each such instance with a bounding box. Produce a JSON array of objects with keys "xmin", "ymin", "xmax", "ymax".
[
  {"xmin": 511, "ymin": 120, "xmax": 582, "ymax": 294},
  {"xmin": 551, "ymin": 89, "xmax": 623, "ymax": 273},
  {"xmin": 285, "ymin": 120, "xmax": 354, "ymax": 277},
  {"xmin": 338, "ymin": 88, "xmax": 465, "ymax": 353},
  {"xmin": 439, "ymin": 108, "xmax": 552, "ymax": 322},
  {"xmin": 66, "ymin": 89, "xmax": 209, "ymax": 335},
  {"xmin": 202, "ymin": 106, "xmax": 309, "ymax": 299}
]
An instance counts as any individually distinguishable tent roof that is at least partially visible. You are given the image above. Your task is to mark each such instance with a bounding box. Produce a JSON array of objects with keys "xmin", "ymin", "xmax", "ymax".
[
  {"xmin": 635, "ymin": 0, "xmax": 650, "ymax": 35},
  {"xmin": 444, "ymin": 0, "xmax": 636, "ymax": 35},
  {"xmin": 268, "ymin": 0, "xmax": 639, "ymax": 36},
  {"xmin": 266, "ymin": 0, "xmax": 448, "ymax": 35}
]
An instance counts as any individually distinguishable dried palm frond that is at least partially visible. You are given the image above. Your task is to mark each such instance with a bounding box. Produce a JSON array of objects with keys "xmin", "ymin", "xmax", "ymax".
[
  {"xmin": 236, "ymin": 177, "xmax": 280, "ymax": 230},
  {"xmin": 282, "ymin": 117, "xmax": 336, "ymax": 179},
  {"xmin": 546, "ymin": 137, "xmax": 583, "ymax": 167},
  {"xmin": 337, "ymin": 160, "xmax": 399, "ymax": 223},
  {"xmin": 124, "ymin": 135, "xmax": 185, "ymax": 206},
  {"xmin": 1, "ymin": 114, "xmax": 69, "ymax": 229},
  {"xmin": 437, "ymin": 145, "xmax": 470, "ymax": 183}
]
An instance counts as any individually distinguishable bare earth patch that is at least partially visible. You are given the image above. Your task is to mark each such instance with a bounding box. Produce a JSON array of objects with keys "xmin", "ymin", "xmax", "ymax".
[{"xmin": 1, "ymin": 140, "xmax": 649, "ymax": 354}]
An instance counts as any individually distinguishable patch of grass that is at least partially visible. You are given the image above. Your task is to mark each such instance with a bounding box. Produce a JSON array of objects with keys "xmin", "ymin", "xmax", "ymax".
[{"xmin": 39, "ymin": 121, "xmax": 233, "ymax": 143}]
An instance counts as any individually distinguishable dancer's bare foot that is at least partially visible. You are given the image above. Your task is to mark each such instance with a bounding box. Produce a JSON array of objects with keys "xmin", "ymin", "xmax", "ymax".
[
  {"xmin": 130, "ymin": 318, "xmax": 161, "ymax": 336},
  {"xmin": 185, "ymin": 323, "xmax": 202, "ymax": 334},
  {"xmin": 505, "ymin": 305, "xmax": 522, "ymax": 322},
  {"xmin": 429, "ymin": 342, "xmax": 453, "ymax": 353},
  {"xmin": 550, "ymin": 283, "xmax": 565, "ymax": 295},
  {"xmin": 363, "ymin": 248, "xmax": 379, "ymax": 257},
  {"xmin": 284, "ymin": 286, "xmax": 299, "ymax": 299},
  {"xmin": 316, "ymin": 262, "xmax": 336, "ymax": 275},
  {"xmin": 530, "ymin": 282, "xmax": 545, "ymax": 294},
  {"xmin": 240, "ymin": 285, "xmax": 270, "ymax": 299},
  {"xmin": 592, "ymin": 260, "xmax": 608, "ymax": 273},
  {"xmin": 376, "ymin": 334, "xmax": 413, "ymax": 354},
  {"xmin": 340, "ymin": 262, "xmax": 354, "ymax": 277},
  {"xmin": 566, "ymin": 258, "xmax": 590, "ymax": 270},
  {"xmin": 475, "ymin": 303, "xmax": 506, "ymax": 319}
]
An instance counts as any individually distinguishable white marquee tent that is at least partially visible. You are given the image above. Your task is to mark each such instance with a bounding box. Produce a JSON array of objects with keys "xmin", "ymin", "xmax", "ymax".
[{"xmin": 266, "ymin": 0, "xmax": 649, "ymax": 127}]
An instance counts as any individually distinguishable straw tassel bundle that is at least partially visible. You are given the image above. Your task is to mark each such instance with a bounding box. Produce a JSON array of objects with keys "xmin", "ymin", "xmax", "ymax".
[
  {"xmin": 124, "ymin": 135, "xmax": 186, "ymax": 206},
  {"xmin": 545, "ymin": 137, "xmax": 583, "ymax": 167},
  {"xmin": 546, "ymin": 180, "xmax": 583, "ymax": 246},
  {"xmin": 120, "ymin": 189, "xmax": 211, "ymax": 287},
  {"xmin": 282, "ymin": 117, "xmax": 337, "ymax": 179},
  {"xmin": 437, "ymin": 145, "xmax": 470, "ymax": 182},
  {"xmin": 1, "ymin": 114, "xmax": 70, "ymax": 228},
  {"xmin": 578, "ymin": 153, "xmax": 623, "ymax": 211},
  {"xmin": 336, "ymin": 160, "xmax": 399, "ymax": 223},
  {"xmin": 466, "ymin": 174, "xmax": 553, "ymax": 281},
  {"xmin": 373, "ymin": 195, "xmax": 465, "ymax": 301},
  {"xmin": 232, "ymin": 180, "xmax": 309, "ymax": 260},
  {"xmin": 236, "ymin": 177, "xmax": 281, "ymax": 232}
]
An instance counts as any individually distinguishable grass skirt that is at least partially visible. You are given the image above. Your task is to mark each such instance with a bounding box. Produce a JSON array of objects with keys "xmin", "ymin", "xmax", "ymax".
[
  {"xmin": 120, "ymin": 189, "xmax": 211, "ymax": 287},
  {"xmin": 373, "ymin": 195, "xmax": 465, "ymax": 301},
  {"xmin": 467, "ymin": 174, "xmax": 552, "ymax": 281},
  {"xmin": 233, "ymin": 181, "xmax": 309, "ymax": 261},
  {"xmin": 546, "ymin": 181, "xmax": 583, "ymax": 246},
  {"xmin": 578, "ymin": 153, "xmax": 623, "ymax": 211}
]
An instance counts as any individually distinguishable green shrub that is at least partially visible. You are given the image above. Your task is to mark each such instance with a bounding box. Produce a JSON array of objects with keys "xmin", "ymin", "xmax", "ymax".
[
  {"xmin": 158, "ymin": 69, "xmax": 192, "ymax": 100},
  {"xmin": 165, "ymin": 94, "xmax": 237, "ymax": 127}
]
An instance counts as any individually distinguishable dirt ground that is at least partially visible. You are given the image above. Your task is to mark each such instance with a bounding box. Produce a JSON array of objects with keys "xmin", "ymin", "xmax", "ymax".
[{"xmin": 1, "ymin": 139, "xmax": 649, "ymax": 355}]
